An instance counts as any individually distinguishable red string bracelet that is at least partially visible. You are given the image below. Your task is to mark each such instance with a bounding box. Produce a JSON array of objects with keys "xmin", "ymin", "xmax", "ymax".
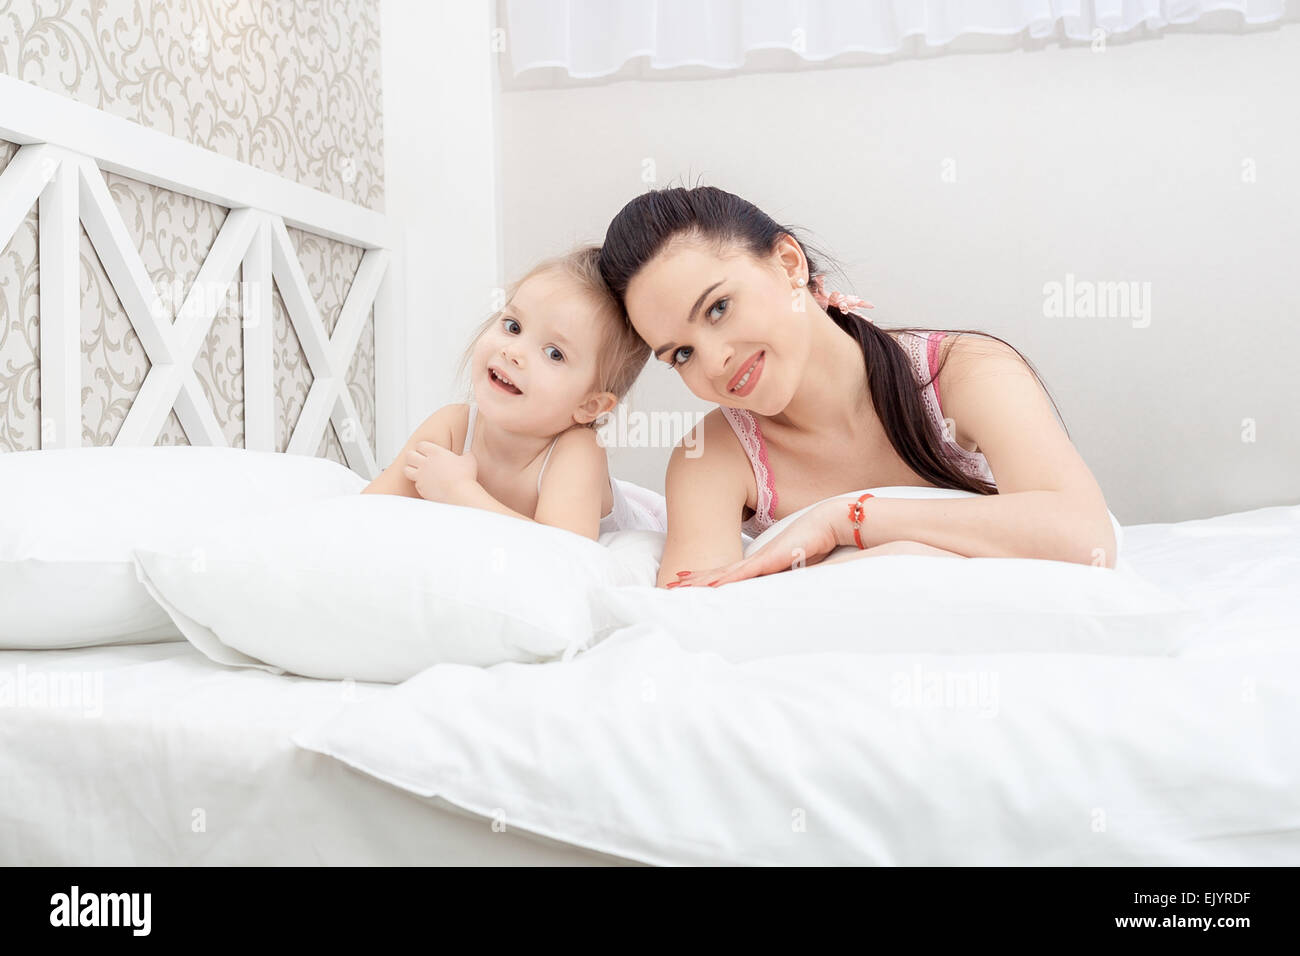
[{"xmin": 848, "ymin": 493, "xmax": 875, "ymax": 549}]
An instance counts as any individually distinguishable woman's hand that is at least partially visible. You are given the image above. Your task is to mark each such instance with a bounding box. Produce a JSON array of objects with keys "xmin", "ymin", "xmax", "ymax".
[
  {"xmin": 669, "ymin": 499, "xmax": 843, "ymax": 588},
  {"xmin": 668, "ymin": 499, "xmax": 967, "ymax": 588},
  {"xmin": 402, "ymin": 440, "xmax": 478, "ymax": 503}
]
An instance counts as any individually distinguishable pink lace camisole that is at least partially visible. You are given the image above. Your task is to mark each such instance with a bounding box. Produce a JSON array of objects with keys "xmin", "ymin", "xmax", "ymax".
[{"xmin": 722, "ymin": 330, "xmax": 996, "ymax": 538}]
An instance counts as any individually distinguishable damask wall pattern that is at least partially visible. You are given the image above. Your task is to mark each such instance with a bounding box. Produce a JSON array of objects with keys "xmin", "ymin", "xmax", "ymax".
[
  {"xmin": 0, "ymin": 0, "xmax": 384, "ymax": 208},
  {"xmin": 0, "ymin": 1, "xmax": 382, "ymax": 468}
]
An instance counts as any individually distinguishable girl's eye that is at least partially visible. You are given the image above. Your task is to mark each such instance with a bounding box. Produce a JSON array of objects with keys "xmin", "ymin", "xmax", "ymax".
[
  {"xmin": 544, "ymin": 346, "xmax": 564, "ymax": 362},
  {"xmin": 503, "ymin": 317, "xmax": 520, "ymax": 334},
  {"xmin": 707, "ymin": 297, "xmax": 729, "ymax": 322},
  {"xmin": 670, "ymin": 346, "xmax": 693, "ymax": 367}
]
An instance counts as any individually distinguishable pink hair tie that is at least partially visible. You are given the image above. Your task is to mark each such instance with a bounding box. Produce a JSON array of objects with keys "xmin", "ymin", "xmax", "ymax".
[{"xmin": 810, "ymin": 274, "xmax": 874, "ymax": 316}]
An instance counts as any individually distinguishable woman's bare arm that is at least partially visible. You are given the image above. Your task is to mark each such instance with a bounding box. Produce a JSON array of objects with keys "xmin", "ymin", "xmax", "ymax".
[
  {"xmin": 654, "ymin": 412, "xmax": 750, "ymax": 588},
  {"xmin": 840, "ymin": 335, "xmax": 1118, "ymax": 567}
]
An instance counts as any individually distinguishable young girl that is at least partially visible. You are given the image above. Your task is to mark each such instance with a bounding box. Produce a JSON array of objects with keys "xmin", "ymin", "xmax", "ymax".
[
  {"xmin": 362, "ymin": 245, "xmax": 661, "ymax": 540},
  {"xmin": 597, "ymin": 186, "xmax": 1122, "ymax": 586}
]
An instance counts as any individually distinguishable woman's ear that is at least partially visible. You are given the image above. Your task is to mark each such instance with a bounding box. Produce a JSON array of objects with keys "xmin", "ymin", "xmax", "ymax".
[
  {"xmin": 774, "ymin": 233, "xmax": 808, "ymax": 285},
  {"xmin": 574, "ymin": 390, "xmax": 618, "ymax": 426}
]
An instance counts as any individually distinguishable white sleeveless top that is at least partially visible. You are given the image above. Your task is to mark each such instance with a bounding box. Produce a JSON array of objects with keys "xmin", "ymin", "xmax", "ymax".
[{"xmin": 463, "ymin": 405, "xmax": 665, "ymax": 535}]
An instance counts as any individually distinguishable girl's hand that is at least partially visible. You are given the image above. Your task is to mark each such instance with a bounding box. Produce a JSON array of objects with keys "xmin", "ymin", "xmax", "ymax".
[
  {"xmin": 670, "ymin": 499, "xmax": 843, "ymax": 588},
  {"xmin": 402, "ymin": 440, "xmax": 478, "ymax": 503}
]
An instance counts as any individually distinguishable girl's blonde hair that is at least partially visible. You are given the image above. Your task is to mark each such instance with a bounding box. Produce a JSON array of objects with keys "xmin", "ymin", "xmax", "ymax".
[{"xmin": 455, "ymin": 244, "xmax": 649, "ymax": 423}]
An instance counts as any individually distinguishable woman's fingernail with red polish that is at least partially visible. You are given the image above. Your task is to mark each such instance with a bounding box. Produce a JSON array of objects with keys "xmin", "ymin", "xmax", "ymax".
[{"xmin": 675, "ymin": 571, "xmax": 690, "ymax": 577}]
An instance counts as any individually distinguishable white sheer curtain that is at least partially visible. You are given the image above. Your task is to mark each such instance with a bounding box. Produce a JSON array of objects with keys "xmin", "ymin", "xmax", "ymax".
[{"xmin": 504, "ymin": 0, "xmax": 1293, "ymax": 78}]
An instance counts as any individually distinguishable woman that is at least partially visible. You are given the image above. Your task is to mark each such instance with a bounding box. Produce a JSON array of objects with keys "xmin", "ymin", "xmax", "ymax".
[{"xmin": 598, "ymin": 186, "xmax": 1117, "ymax": 589}]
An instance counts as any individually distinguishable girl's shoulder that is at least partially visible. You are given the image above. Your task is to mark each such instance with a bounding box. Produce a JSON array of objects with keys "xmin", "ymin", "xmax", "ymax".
[
  {"xmin": 446, "ymin": 403, "xmax": 471, "ymax": 453},
  {"xmin": 409, "ymin": 403, "xmax": 469, "ymax": 453},
  {"xmin": 537, "ymin": 424, "xmax": 611, "ymax": 491},
  {"xmin": 549, "ymin": 422, "xmax": 609, "ymax": 460}
]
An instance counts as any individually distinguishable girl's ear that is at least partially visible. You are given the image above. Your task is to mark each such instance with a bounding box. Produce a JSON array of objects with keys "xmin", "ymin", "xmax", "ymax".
[{"xmin": 574, "ymin": 390, "xmax": 618, "ymax": 425}]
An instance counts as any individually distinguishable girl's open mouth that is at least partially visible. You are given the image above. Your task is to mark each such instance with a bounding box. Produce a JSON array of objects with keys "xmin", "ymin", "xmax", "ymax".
[{"xmin": 488, "ymin": 366, "xmax": 522, "ymax": 395}]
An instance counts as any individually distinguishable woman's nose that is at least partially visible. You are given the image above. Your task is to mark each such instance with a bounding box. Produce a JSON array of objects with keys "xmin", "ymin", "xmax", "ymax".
[{"xmin": 706, "ymin": 344, "xmax": 734, "ymax": 383}]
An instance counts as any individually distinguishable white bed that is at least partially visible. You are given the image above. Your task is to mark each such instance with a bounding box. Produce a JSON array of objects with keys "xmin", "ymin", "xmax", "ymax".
[
  {"xmin": 3, "ymin": 502, "xmax": 1297, "ymax": 866},
  {"xmin": 0, "ymin": 640, "xmax": 640, "ymax": 865}
]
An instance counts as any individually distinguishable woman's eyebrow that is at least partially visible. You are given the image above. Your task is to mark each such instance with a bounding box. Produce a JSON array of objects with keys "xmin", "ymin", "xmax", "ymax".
[{"xmin": 652, "ymin": 279, "xmax": 723, "ymax": 358}]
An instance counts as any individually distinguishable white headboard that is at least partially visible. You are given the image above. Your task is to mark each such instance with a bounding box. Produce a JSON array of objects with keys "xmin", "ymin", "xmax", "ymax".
[{"xmin": 0, "ymin": 73, "xmax": 404, "ymax": 478}]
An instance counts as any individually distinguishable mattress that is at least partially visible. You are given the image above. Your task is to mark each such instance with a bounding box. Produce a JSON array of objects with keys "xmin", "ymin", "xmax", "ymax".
[{"xmin": 0, "ymin": 640, "xmax": 640, "ymax": 865}]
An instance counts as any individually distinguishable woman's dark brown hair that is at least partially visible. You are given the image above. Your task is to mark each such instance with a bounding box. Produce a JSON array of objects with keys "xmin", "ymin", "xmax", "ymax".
[{"xmin": 599, "ymin": 185, "xmax": 1069, "ymax": 496}]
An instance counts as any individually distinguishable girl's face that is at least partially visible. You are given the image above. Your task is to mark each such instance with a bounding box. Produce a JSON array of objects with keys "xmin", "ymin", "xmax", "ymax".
[
  {"xmin": 623, "ymin": 236, "xmax": 811, "ymax": 417},
  {"xmin": 471, "ymin": 270, "xmax": 614, "ymax": 435}
]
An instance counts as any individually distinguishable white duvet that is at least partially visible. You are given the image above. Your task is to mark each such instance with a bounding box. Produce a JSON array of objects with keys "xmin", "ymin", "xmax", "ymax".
[{"xmin": 293, "ymin": 504, "xmax": 1300, "ymax": 865}]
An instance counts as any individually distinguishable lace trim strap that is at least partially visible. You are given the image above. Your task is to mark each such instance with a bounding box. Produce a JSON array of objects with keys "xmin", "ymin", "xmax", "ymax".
[
  {"xmin": 720, "ymin": 405, "xmax": 778, "ymax": 534},
  {"xmin": 904, "ymin": 331, "xmax": 995, "ymax": 483}
]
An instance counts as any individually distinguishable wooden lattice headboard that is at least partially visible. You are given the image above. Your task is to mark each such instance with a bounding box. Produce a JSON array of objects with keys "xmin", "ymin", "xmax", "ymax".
[{"xmin": 0, "ymin": 73, "xmax": 405, "ymax": 478}]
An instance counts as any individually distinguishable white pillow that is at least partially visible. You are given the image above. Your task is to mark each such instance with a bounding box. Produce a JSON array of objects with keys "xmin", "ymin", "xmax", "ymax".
[
  {"xmin": 132, "ymin": 495, "xmax": 664, "ymax": 683},
  {"xmin": 598, "ymin": 528, "xmax": 666, "ymax": 585},
  {"xmin": 594, "ymin": 486, "xmax": 1187, "ymax": 660},
  {"xmin": 745, "ymin": 485, "xmax": 1125, "ymax": 564},
  {"xmin": 0, "ymin": 447, "xmax": 365, "ymax": 649}
]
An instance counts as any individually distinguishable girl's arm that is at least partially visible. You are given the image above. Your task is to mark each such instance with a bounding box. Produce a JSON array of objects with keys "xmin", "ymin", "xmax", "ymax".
[
  {"xmin": 361, "ymin": 404, "xmax": 465, "ymax": 497},
  {"xmin": 438, "ymin": 428, "xmax": 607, "ymax": 540},
  {"xmin": 441, "ymin": 481, "xmax": 532, "ymax": 523},
  {"xmin": 530, "ymin": 427, "xmax": 614, "ymax": 541}
]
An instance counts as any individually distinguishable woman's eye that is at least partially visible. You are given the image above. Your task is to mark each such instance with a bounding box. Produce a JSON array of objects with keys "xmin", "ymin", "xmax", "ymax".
[
  {"xmin": 707, "ymin": 297, "xmax": 729, "ymax": 322},
  {"xmin": 544, "ymin": 346, "xmax": 564, "ymax": 362},
  {"xmin": 503, "ymin": 317, "xmax": 520, "ymax": 334},
  {"xmin": 671, "ymin": 346, "xmax": 693, "ymax": 367}
]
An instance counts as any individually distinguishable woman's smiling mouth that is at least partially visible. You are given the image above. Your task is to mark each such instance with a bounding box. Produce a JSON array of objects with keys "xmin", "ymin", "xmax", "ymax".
[{"xmin": 728, "ymin": 350, "xmax": 765, "ymax": 397}]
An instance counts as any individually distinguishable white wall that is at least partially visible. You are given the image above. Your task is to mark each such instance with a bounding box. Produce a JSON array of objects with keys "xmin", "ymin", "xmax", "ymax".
[
  {"xmin": 382, "ymin": 0, "xmax": 504, "ymax": 439},
  {"xmin": 498, "ymin": 25, "xmax": 1300, "ymax": 525}
]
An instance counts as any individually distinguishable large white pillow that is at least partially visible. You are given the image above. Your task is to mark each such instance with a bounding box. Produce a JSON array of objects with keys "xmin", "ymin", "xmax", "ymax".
[
  {"xmin": 132, "ymin": 495, "xmax": 665, "ymax": 683},
  {"xmin": 593, "ymin": 557, "xmax": 1193, "ymax": 660},
  {"xmin": 0, "ymin": 447, "xmax": 365, "ymax": 649},
  {"xmin": 594, "ymin": 488, "xmax": 1182, "ymax": 660},
  {"xmin": 745, "ymin": 485, "xmax": 1125, "ymax": 565}
]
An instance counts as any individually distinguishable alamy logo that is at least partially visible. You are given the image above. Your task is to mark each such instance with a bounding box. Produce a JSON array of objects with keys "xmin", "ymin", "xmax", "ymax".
[
  {"xmin": 1042, "ymin": 272, "xmax": 1151, "ymax": 328},
  {"xmin": 49, "ymin": 886, "xmax": 151, "ymax": 936}
]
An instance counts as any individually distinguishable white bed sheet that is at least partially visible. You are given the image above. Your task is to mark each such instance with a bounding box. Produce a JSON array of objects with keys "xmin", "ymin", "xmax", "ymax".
[
  {"xmin": 5, "ymin": 504, "xmax": 1297, "ymax": 866},
  {"xmin": 293, "ymin": 504, "xmax": 1300, "ymax": 866},
  {"xmin": 0, "ymin": 641, "xmax": 640, "ymax": 865}
]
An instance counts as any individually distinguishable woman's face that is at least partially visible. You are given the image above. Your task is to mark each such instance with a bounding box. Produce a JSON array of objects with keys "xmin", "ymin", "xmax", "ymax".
[{"xmin": 623, "ymin": 236, "xmax": 812, "ymax": 416}]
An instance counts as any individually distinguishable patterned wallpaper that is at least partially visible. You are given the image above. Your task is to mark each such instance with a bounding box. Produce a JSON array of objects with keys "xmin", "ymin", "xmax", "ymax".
[{"xmin": 0, "ymin": 0, "xmax": 383, "ymax": 465}]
